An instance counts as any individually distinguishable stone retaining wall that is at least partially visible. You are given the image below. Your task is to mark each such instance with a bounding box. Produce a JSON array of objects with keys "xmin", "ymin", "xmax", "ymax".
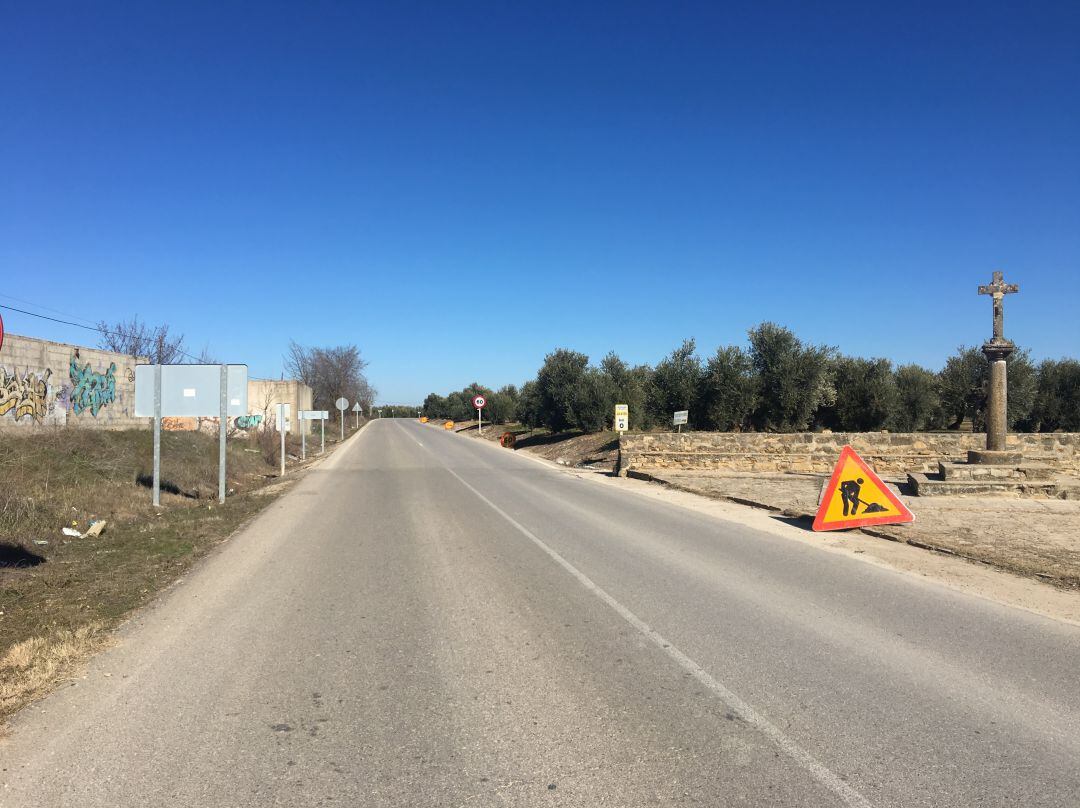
[{"xmin": 618, "ymin": 431, "xmax": 1080, "ymax": 476}]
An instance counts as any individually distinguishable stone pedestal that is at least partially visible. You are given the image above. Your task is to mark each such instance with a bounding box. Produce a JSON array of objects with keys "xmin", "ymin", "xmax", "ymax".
[
  {"xmin": 972, "ymin": 339, "xmax": 1018, "ymax": 464},
  {"xmin": 967, "ymin": 449, "xmax": 1023, "ymax": 465}
]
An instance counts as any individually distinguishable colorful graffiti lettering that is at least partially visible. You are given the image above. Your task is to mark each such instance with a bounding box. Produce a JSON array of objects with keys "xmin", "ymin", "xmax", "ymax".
[
  {"xmin": 162, "ymin": 417, "xmax": 198, "ymax": 431},
  {"xmin": 234, "ymin": 414, "xmax": 263, "ymax": 429},
  {"xmin": 0, "ymin": 367, "xmax": 51, "ymax": 422},
  {"xmin": 69, "ymin": 359, "xmax": 117, "ymax": 416}
]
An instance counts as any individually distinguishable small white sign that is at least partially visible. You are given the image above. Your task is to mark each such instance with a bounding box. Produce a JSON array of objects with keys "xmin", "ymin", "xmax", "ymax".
[
  {"xmin": 183, "ymin": 388, "xmax": 196, "ymax": 398},
  {"xmin": 275, "ymin": 403, "xmax": 291, "ymax": 433},
  {"xmin": 614, "ymin": 404, "xmax": 629, "ymax": 432},
  {"xmin": 673, "ymin": 410, "xmax": 689, "ymax": 426}
]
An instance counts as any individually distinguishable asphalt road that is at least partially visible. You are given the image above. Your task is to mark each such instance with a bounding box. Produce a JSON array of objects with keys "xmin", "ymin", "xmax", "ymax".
[{"xmin": 3, "ymin": 419, "xmax": 1080, "ymax": 807}]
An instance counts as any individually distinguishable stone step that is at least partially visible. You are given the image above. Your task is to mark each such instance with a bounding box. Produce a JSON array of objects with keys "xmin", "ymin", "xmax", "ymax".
[
  {"xmin": 939, "ymin": 461, "xmax": 1055, "ymax": 482},
  {"xmin": 908, "ymin": 472, "xmax": 1067, "ymax": 498}
]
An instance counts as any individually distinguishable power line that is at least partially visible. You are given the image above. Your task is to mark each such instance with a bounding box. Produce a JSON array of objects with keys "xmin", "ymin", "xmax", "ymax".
[
  {"xmin": 0, "ymin": 302, "xmax": 207, "ymax": 363},
  {"xmin": 0, "ymin": 303, "xmax": 102, "ymax": 333},
  {"xmin": 0, "ymin": 292, "xmax": 100, "ymax": 328}
]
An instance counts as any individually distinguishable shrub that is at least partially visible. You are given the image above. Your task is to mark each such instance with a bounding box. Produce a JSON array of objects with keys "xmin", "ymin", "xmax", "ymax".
[
  {"xmin": 892, "ymin": 365, "xmax": 944, "ymax": 431},
  {"xmin": 648, "ymin": 339, "xmax": 701, "ymax": 427},
  {"xmin": 699, "ymin": 346, "xmax": 756, "ymax": 431},
  {"xmin": 748, "ymin": 323, "xmax": 834, "ymax": 431}
]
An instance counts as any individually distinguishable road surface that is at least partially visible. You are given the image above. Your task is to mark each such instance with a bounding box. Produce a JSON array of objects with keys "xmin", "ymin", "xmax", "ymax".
[{"xmin": 3, "ymin": 419, "xmax": 1080, "ymax": 806}]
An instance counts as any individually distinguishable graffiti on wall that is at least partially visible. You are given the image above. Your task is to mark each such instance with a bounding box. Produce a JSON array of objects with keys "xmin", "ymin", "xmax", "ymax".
[
  {"xmin": 234, "ymin": 414, "xmax": 262, "ymax": 429},
  {"xmin": 69, "ymin": 359, "xmax": 117, "ymax": 417},
  {"xmin": 0, "ymin": 367, "xmax": 51, "ymax": 422},
  {"xmin": 162, "ymin": 417, "xmax": 198, "ymax": 431}
]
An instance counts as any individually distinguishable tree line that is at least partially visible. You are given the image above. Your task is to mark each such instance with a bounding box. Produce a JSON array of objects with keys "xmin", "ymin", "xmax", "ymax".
[{"xmin": 422, "ymin": 323, "xmax": 1080, "ymax": 434}]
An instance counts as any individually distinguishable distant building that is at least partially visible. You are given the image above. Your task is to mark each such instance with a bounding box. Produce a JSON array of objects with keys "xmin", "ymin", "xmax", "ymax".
[{"xmin": 246, "ymin": 378, "xmax": 315, "ymax": 434}]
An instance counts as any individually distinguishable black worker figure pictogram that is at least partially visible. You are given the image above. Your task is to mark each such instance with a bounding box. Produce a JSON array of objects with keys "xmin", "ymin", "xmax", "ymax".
[
  {"xmin": 839, "ymin": 476, "xmax": 890, "ymax": 517},
  {"xmin": 839, "ymin": 478, "xmax": 862, "ymax": 516}
]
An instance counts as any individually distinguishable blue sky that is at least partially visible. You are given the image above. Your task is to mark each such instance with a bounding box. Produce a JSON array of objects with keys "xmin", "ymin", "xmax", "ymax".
[{"xmin": 2, "ymin": 2, "xmax": 1077, "ymax": 404}]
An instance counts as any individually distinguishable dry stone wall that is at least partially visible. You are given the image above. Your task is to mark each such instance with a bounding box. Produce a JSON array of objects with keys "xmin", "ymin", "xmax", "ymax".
[
  {"xmin": 618, "ymin": 431, "xmax": 1080, "ymax": 476},
  {"xmin": 0, "ymin": 333, "xmax": 148, "ymax": 430}
]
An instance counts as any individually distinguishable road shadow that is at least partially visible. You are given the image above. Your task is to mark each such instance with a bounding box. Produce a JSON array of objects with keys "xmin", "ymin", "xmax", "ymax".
[{"xmin": 770, "ymin": 514, "xmax": 815, "ymax": 532}]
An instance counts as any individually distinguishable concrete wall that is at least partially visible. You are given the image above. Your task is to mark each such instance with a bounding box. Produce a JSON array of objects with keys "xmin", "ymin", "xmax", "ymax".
[
  {"xmin": 618, "ymin": 431, "xmax": 1080, "ymax": 476},
  {"xmin": 246, "ymin": 379, "xmax": 314, "ymax": 434},
  {"xmin": 160, "ymin": 379, "xmax": 315, "ymax": 434},
  {"xmin": 0, "ymin": 333, "xmax": 148, "ymax": 430}
]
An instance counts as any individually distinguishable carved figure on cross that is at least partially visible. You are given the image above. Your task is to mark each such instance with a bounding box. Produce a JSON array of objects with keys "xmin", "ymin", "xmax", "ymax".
[{"xmin": 978, "ymin": 270, "xmax": 1019, "ymax": 344}]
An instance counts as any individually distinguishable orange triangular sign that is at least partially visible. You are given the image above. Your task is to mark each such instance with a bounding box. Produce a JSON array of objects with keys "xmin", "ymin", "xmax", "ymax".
[{"xmin": 813, "ymin": 445, "xmax": 914, "ymax": 531}]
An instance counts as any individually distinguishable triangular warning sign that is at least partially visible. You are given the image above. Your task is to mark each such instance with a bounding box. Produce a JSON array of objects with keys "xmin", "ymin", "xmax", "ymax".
[{"xmin": 813, "ymin": 445, "xmax": 914, "ymax": 532}]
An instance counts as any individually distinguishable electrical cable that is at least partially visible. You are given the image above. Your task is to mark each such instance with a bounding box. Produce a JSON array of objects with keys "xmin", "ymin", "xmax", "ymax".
[{"xmin": 0, "ymin": 302, "xmax": 207, "ymax": 363}]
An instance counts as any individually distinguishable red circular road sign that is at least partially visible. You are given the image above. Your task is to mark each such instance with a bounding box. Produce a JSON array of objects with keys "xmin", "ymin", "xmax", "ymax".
[
  {"xmin": 472, "ymin": 395, "xmax": 486, "ymax": 409},
  {"xmin": 0, "ymin": 311, "xmax": 4, "ymax": 354}
]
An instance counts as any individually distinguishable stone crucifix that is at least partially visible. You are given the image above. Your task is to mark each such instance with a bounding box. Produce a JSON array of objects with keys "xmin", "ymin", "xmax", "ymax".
[
  {"xmin": 978, "ymin": 270, "xmax": 1019, "ymax": 344},
  {"xmin": 973, "ymin": 271, "xmax": 1020, "ymax": 461}
]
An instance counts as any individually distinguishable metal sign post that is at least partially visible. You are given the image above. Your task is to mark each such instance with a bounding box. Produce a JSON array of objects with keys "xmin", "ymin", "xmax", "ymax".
[
  {"xmin": 153, "ymin": 365, "xmax": 162, "ymax": 507},
  {"xmin": 218, "ymin": 364, "xmax": 228, "ymax": 503},
  {"xmin": 353, "ymin": 401, "xmax": 362, "ymax": 429},
  {"xmin": 473, "ymin": 395, "xmax": 486, "ymax": 434},
  {"xmin": 298, "ymin": 410, "xmax": 328, "ymax": 458},
  {"xmin": 279, "ymin": 404, "xmax": 286, "ymax": 476},
  {"xmin": 335, "ymin": 397, "xmax": 349, "ymax": 440},
  {"xmin": 321, "ymin": 417, "xmax": 325, "ymax": 454},
  {"xmin": 673, "ymin": 410, "xmax": 689, "ymax": 433},
  {"xmin": 136, "ymin": 364, "xmax": 248, "ymax": 506}
]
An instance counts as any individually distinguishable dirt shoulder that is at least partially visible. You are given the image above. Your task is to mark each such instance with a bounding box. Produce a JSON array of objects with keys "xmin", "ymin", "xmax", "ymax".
[
  {"xmin": 0, "ymin": 421, "xmax": 366, "ymax": 725},
  {"xmin": 633, "ymin": 468, "xmax": 1080, "ymax": 591},
  {"xmin": 455, "ymin": 421, "xmax": 619, "ymax": 471}
]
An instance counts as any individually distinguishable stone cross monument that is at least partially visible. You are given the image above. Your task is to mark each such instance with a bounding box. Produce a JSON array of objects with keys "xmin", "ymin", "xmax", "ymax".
[{"xmin": 970, "ymin": 271, "xmax": 1020, "ymax": 464}]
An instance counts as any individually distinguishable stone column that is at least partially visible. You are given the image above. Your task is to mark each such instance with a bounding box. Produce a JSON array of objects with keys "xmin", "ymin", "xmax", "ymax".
[
  {"xmin": 985, "ymin": 351, "xmax": 1008, "ymax": 451},
  {"xmin": 968, "ymin": 340, "xmax": 1021, "ymax": 464}
]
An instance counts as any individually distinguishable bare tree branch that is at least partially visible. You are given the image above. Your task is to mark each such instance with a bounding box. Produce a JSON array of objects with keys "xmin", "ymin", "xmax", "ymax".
[{"xmin": 97, "ymin": 316, "xmax": 186, "ymax": 364}]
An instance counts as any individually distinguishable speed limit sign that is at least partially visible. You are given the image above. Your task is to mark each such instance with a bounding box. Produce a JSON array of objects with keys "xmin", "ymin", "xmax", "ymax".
[{"xmin": 473, "ymin": 395, "xmax": 487, "ymax": 434}]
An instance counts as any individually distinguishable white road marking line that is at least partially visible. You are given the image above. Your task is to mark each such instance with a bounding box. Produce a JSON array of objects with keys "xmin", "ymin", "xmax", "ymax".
[
  {"xmin": 439, "ymin": 461, "xmax": 875, "ymax": 808},
  {"xmin": 395, "ymin": 421, "xmax": 425, "ymax": 448}
]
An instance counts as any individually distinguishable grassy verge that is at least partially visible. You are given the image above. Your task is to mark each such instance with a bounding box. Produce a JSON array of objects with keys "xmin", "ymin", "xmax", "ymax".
[{"xmin": 0, "ymin": 421, "xmax": 363, "ymax": 724}]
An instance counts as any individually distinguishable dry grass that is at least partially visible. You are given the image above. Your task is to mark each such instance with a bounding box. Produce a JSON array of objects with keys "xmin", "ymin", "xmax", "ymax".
[
  {"xmin": 0, "ymin": 422, "xmax": 368, "ymax": 725},
  {"xmin": 0, "ymin": 426, "xmax": 326, "ymax": 724},
  {"xmin": 0, "ymin": 622, "xmax": 110, "ymax": 718}
]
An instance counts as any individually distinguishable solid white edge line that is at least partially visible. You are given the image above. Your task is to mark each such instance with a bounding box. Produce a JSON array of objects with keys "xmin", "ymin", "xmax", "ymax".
[{"xmin": 433, "ymin": 456, "xmax": 874, "ymax": 808}]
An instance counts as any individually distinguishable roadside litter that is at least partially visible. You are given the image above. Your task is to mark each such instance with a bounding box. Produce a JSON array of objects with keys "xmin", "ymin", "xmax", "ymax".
[{"xmin": 60, "ymin": 521, "xmax": 108, "ymax": 539}]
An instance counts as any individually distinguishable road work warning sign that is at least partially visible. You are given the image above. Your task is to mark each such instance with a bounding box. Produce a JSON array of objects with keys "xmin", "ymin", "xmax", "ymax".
[{"xmin": 813, "ymin": 445, "xmax": 914, "ymax": 532}]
